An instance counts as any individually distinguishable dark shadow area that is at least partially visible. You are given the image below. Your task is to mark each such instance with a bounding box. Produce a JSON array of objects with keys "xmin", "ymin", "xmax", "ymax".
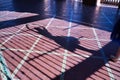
[
  {"xmin": 0, "ymin": 0, "xmax": 119, "ymax": 32},
  {"xmin": 0, "ymin": 15, "xmax": 50, "ymax": 29},
  {"xmin": 12, "ymin": 0, "xmax": 45, "ymax": 14},
  {"xmin": 1, "ymin": 40, "xmax": 119, "ymax": 80},
  {"xmin": 83, "ymin": 0, "xmax": 97, "ymax": 6},
  {"xmin": 0, "ymin": 0, "xmax": 52, "ymax": 29},
  {"xmin": 26, "ymin": 25, "xmax": 95, "ymax": 53},
  {"xmin": 0, "ymin": 0, "xmax": 120, "ymax": 79},
  {"xmin": 71, "ymin": 4, "xmax": 120, "ymax": 32},
  {"xmin": 0, "ymin": 24, "xmax": 119, "ymax": 80},
  {"xmin": 25, "ymin": 25, "xmax": 119, "ymax": 80},
  {"xmin": 51, "ymin": 39, "xmax": 118, "ymax": 80},
  {"xmin": 81, "ymin": 5, "xmax": 96, "ymax": 24},
  {"xmin": 53, "ymin": 42, "xmax": 114, "ymax": 80},
  {"xmin": 27, "ymin": 24, "xmax": 119, "ymax": 56},
  {"xmin": 55, "ymin": 0, "xmax": 67, "ymax": 17}
]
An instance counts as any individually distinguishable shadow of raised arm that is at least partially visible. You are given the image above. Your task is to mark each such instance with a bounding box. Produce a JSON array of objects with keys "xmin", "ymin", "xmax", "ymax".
[
  {"xmin": 34, "ymin": 27, "xmax": 54, "ymax": 39},
  {"xmin": 26, "ymin": 24, "xmax": 96, "ymax": 53}
]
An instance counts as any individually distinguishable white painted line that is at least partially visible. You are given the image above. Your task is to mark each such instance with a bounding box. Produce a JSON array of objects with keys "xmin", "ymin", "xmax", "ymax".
[
  {"xmin": 0, "ymin": 13, "xmax": 29, "ymax": 79},
  {"xmin": 11, "ymin": 35, "xmax": 42, "ymax": 78},
  {"xmin": 11, "ymin": 15, "xmax": 56, "ymax": 78},
  {"xmin": 0, "ymin": 51, "xmax": 15, "ymax": 80},
  {"xmin": 0, "ymin": 47, "xmax": 30, "ymax": 53},
  {"xmin": 0, "ymin": 31, "xmax": 111, "ymax": 42},
  {"xmin": 0, "ymin": 31, "xmax": 41, "ymax": 38},
  {"xmin": 79, "ymin": 38, "xmax": 111, "ymax": 41},
  {"xmin": 0, "ymin": 47, "xmax": 62, "ymax": 55},
  {"xmin": 0, "ymin": 32, "xmax": 14, "ymax": 34},
  {"xmin": 15, "ymin": 33, "xmax": 40, "ymax": 37},
  {"xmin": 67, "ymin": 22, "xmax": 72, "ymax": 37},
  {"xmin": 60, "ymin": 8, "xmax": 73, "ymax": 80},
  {"xmin": 46, "ymin": 15, "xmax": 56, "ymax": 29},
  {"xmin": 92, "ymin": 28, "xmax": 115, "ymax": 80},
  {"xmin": 61, "ymin": 50, "xmax": 68, "ymax": 72},
  {"xmin": 0, "ymin": 25, "xmax": 26, "ymax": 47},
  {"xmin": 0, "ymin": 51, "xmax": 12, "ymax": 80},
  {"xmin": 0, "ymin": 24, "xmax": 26, "ymax": 80},
  {"xmin": 60, "ymin": 50, "xmax": 68, "ymax": 80},
  {"xmin": 0, "ymin": 13, "xmax": 28, "ymax": 47},
  {"xmin": 0, "ymin": 47, "xmax": 104, "ymax": 59}
]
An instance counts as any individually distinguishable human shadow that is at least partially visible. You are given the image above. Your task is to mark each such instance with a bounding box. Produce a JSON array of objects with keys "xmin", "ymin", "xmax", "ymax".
[
  {"xmin": 51, "ymin": 41, "xmax": 118, "ymax": 80},
  {"xmin": 26, "ymin": 25, "xmax": 119, "ymax": 80},
  {"xmin": 26, "ymin": 25, "xmax": 95, "ymax": 53},
  {"xmin": 0, "ymin": 0, "xmax": 120, "ymax": 79}
]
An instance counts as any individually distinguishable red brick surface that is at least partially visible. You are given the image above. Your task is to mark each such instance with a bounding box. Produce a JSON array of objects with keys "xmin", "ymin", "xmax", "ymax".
[{"xmin": 0, "ymin": 0, "xmax": 120, "ymax": 80}]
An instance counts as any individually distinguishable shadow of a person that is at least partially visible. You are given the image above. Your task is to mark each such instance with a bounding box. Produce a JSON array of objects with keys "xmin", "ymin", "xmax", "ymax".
[
  {"xmin": 52, "ymin": 41, "xmax": 117, "ymax": 80},
  {"xmin": 28, "ymin": 25, "xmax": 94, "ymax": 53},
  {"xmin": 26, "ymin": 24, "xmax": 117, "ymax": 80}
]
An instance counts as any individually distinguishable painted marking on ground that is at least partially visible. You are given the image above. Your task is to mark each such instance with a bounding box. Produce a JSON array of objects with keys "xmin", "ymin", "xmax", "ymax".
[
  {"xmin": 0, "ymin": 32, "xmax": 111, "ymax": 42},
  {"xmin": 0, "ymin": 47, "xmax": 105, "ymax": 59},
  {"xmin": 11, "ymin": 35, "xmax": 42, "ymax": 78},
  {"xmin": 0, "ymin": 51, "xmax": 19, "ymax": 80},
  {"xmin": 0, "ymin": 51, "xmax": 12, "ymax": 80},
  {"xmin": 0, "ymin": 12, "xmax": 29, "ymax": 47},
  {"xmin": 60, "ymin": 7, "xmax": 73, "ymax": 80},
  {"xmin": 0, "ymin": 25, "xmax": 26, "ymax": 47},
  {"xmin": 0, "ymin": 15, "xmax": 27, "ymax": 80},
  {"xmin": 11, "ymin": 15, "xmax": 56, "ymax": 78},
  {"xmin": 0, "ymin": 13, "xmax": 38, "ymax": 80},
  {"xmin": 92, "ymin": 27, "xmax": 115, "ymax": 80}
]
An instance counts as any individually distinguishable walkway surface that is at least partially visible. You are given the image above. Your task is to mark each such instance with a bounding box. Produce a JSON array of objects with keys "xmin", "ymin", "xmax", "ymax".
[{"xmin": 0, "ymin": 0, "xmax": 120, "ymax": 80}]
